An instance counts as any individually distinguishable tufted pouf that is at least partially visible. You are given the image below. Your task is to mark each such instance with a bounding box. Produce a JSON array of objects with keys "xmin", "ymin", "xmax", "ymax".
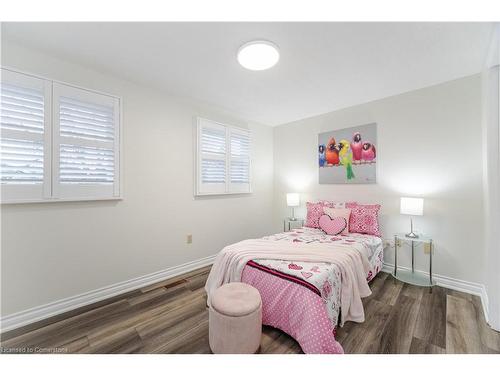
[{"xmin": 209, "ymin": 282, "xmax": 262, "ymax": 354}]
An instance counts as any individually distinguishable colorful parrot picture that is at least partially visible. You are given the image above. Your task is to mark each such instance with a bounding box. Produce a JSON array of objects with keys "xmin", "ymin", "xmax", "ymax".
[{"xmin": 318, "ymin": 123, "xmax": 377, "ymax": 184}]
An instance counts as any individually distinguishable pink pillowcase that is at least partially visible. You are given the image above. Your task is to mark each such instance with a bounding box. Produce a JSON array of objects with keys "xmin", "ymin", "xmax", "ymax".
[
  {"xmin": 323, "ymin": 207, "xmax": 351, "ymax": 235},
  {"xmin": 345, "ymin": 202, "xmax": 381, "ymax": 236}
]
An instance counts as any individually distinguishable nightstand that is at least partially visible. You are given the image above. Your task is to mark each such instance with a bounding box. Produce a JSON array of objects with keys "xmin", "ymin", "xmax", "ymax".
[
  {"xmin": 393, "ymin": 233, "xmax": 435, "ymax": 287},
  {"xmin": 283, "ymin": 218, "xmax": 305, "ymax": 232}
]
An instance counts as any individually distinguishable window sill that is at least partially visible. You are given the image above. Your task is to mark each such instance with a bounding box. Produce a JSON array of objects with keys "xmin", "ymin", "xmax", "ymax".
[
  {"xmin": 194, "ymin": 191, "xmax": 252, "ymax": 198},
  {"xmin": 1, "ymin": 196, "xmax": 123, "ymax": 205}
]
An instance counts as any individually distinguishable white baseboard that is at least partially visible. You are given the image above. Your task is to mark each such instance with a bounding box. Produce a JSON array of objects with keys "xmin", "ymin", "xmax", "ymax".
[
  {"xmin": 382, "ymin": 262, "xmax": 489, "ymax": 324},
  {"xmin": 0, "ymin": 255, "xmax": 216, "ymax": 334}
]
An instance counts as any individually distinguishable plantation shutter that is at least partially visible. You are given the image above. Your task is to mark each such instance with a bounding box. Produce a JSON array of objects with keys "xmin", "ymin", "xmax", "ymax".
[
  {"xmin": 0, "ymin": 69, "xmax": 51, "ymax": 202},
  {"xmin": 52, "ymin": 83, "xmax": 120, "ymax": 199},
  {"xmin": 197, "ymin": 119, "xmax": 227, "ymax": 194},
  {"xmin": 229, "ymin": 128, "xmax": 251, "ymax": 193},
  {"xmin": 196, "ymin": 118, "xmax": 251, "ymax": 195}
]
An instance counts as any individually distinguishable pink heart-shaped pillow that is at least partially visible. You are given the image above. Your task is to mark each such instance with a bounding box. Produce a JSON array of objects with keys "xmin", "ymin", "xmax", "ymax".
[{"xmin": 318, "ymin": 214, "xmax": 347, "ymax": 235}]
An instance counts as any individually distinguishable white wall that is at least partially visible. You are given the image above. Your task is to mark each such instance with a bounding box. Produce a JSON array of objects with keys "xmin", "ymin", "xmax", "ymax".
[
  {"xmin": 0, "ymin": 41, "xmax": 274, "ymax": 316},
  {"xmin": 273, "ymin": 75, "xmax": 485, "ymax": 285},
  {"xmin": 482, "ymin": 25, "xmax": 500, "ymax": 330}
]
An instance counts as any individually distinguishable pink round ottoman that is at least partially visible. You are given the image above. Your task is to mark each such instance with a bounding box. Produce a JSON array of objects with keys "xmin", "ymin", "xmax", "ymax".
[{"xmin": 209, "ymin": 282, "xmax": 262, "ymax": 354}]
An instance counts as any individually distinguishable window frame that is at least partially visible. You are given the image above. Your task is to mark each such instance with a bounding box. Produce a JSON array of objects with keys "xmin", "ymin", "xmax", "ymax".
[
  {"xmin": 0, "ymin": 67, "xmax": 123, "ymax": 204},
  {"xmin": 195, "ymin": 117, "xmax": 252, "ymax": 196}
]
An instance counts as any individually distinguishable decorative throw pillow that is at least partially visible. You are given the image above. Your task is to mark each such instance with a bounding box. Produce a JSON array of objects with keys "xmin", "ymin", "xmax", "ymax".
[
  {"xmin": 322, "ymin": 207, "xmax": 351, "ymax": 235},
  {"xmin": 318, "ymin": 214, "xmax": 347, "ymax": 235},
  {"xmin": 345, "ymin": 202, "xmax": 381, "ymax": 236},
  {"xmin": 305, "ymin": 202, "xmax": 325, "ymax": 228}
]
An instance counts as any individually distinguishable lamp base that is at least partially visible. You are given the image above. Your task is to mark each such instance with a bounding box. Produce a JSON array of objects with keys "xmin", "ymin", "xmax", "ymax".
[
  {"xmin": 405, "ymin": 217, "xmax": 419, "ymax": 238},
  {"xmin": 405, "ymin": 232, "xmax": 419, "ymax": 239}
]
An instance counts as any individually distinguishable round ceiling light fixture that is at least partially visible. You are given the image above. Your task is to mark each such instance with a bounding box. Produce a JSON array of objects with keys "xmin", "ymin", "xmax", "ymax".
[{"xmin": 237, "ymin": 40, "xmax": 280, "ymax": 71}]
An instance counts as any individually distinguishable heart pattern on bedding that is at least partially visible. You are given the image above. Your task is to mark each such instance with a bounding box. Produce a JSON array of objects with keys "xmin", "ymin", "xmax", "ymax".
[{"xmin": 318, "ymin": 214, "xmax": 347, "ymax": 235}]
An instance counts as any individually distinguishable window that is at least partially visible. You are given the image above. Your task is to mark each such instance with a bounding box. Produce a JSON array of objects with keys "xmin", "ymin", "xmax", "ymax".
[
  {"xmin": 195, "ymin": 117, "xmax": 251, "ymax": 195},
  {"xmin": 0, "ymin": 69, "xmax": 51, "ymax": 202},
  {"xmin": 52, "ymin": 83, "xmax": 120, "ymax": 199},
  {"xmin": 0, "ymin": 69, "xmax": 121, "ymax": 203}
]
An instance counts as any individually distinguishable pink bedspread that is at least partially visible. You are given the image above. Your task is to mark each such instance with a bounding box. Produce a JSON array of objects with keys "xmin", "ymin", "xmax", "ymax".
[
  {"xmin": 241, "ymin": 265, "xmax": 344, "ymax": 354},
  {"xmin": 241, "ymin": 258, "xmax": 382, "ymax": 354}
]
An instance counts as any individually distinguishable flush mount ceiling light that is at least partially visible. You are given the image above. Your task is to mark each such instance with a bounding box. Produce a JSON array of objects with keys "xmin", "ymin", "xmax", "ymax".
[{"xmin": 237, "ymin": 40, "xmax": 280, "ymax": 71}]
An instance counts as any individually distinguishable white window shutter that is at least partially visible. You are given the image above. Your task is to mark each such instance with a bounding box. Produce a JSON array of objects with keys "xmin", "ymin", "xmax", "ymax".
[
  {"xmin": 0, "ymin": 138, "xmax": 44, "ymax": 184},
  {"xmin": 59, "ymin": 96, "xmax": 115, "ymax": 142},
  {"xmin": 197, "ymin": 119, "xmax": 226, "ymax": 194},
  {"xmin": 0, "ymin": 69, "xmax": 51, "ymax": 203},
  {"xmin": 59, "ymin": 144, "xmax": 115, "ymax": 184},
  {"xmin": 229, "ymin": 128, "xmax": 251, "ymax": 193},
  {"xmin": 52, "ymin": 83, "xmax": 120, "ymax": 199},
  {"xmin": 196, "ymin": 118, "xmax": 251, "ymax": 195},
  {"xmin": 1, "ymin": 83, "xmax": 45, "ymax": 134}
]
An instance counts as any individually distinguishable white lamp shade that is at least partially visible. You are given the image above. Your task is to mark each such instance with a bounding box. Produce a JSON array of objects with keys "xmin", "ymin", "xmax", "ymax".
[
  {"xmin": 286, "ymin": 193, "xmax": 300, "ymax": 207},
  {"xmin": 400, "ymin": 197, "xmax": 424, "ymax": 216}
]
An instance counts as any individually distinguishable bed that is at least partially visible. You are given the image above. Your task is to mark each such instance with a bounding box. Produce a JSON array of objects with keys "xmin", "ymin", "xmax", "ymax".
[
  {"xmin": 240, "ymin": 227, "xmax": 383, "ymax": 354},
  {"xmin": 205, "ymin": 224, "xmax": 383, "ymax": 354}
]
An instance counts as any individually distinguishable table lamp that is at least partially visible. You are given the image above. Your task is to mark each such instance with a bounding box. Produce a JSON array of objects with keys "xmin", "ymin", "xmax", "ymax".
[
  {"xmin": 286, "ymin": 193, "xmax": 300, "ymax": 221},
  {"xmin": 400, "ymin": 197, "xmax": 424, "ymax": 238}
]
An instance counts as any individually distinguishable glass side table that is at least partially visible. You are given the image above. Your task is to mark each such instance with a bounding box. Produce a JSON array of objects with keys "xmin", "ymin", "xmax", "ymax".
[
  {"xmin": 284, "ymin": 218, "xmax": 305, "ymax": 232},
  {"xmin": 393, "ymin": 233, "xmax": 435, "ymax": 287}
]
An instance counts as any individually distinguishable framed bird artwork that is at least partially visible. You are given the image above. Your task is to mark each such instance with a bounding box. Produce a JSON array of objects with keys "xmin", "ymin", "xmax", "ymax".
[{"xmin": 318, "ymin": 122, "xmax": 377, "ymax": 184}]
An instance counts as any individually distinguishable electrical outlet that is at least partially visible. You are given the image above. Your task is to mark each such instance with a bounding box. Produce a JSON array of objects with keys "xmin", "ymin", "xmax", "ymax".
[
  {"xmin": 186, "ymin": 234, "xmax": 192, "ymax": 244},
  {"xmin": 424, "ymin": 242, "xmax": 431, "ymax": 254},
  {"xmin": 386, "ymin": 238, "xmax": 401, "ymax": 248},
  {"xmin": 383, "ymin": 238, "xmax": 395, "ymax": 248}
]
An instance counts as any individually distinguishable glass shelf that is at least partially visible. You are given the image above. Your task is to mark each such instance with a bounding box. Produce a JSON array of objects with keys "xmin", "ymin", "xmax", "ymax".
[
  {"xmin": 394, "ymin": 233, "xmax": 432, "ymax": 243},
  {"xmin": 393, "ymin": 233, "xmax": 434, "ymax": 287},
  {"xmin": 392, "ymin": 269, "xmax": 435, "ymax": 287},
  {"xmin": 283, "ymin": 218, "xmax": 305, "ymax": 232}
]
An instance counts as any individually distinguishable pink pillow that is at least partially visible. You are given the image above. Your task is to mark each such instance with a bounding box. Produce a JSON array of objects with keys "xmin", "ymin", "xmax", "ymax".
[
  {"xmin": 318, "ymin": 214, "xmax": 347, "ymax": 235},
  {"xmin": 323, "ymin": 207, "xmax": 351, "ymax": 235},
  {"xmin": 305, "ymin": 202, "xmax": 325, "ymax": 228},
  {"xmin": 345, "ymin": 202, "xmax": 381, "ymax": 236}
]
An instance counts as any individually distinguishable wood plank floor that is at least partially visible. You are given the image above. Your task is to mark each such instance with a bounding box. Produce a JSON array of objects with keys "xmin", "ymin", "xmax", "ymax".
[{"xmin": 2, "ymin": 267, "xmax": 499, "ymax": 354}]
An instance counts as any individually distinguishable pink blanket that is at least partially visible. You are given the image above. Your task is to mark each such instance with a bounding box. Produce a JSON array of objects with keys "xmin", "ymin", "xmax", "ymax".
[
  {"xmin": 241, "ymin": 265, "xmax": 345, "ymax": 353},
  {"xmin": 205, "ymin": 238, "xmax": 372, "ymax": 326}
]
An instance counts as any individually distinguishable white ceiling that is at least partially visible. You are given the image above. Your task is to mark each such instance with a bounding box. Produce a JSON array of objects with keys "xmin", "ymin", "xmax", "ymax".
[{"xmin": 1, "ymin": 22, "xmax": 494, "ymax": 126}]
